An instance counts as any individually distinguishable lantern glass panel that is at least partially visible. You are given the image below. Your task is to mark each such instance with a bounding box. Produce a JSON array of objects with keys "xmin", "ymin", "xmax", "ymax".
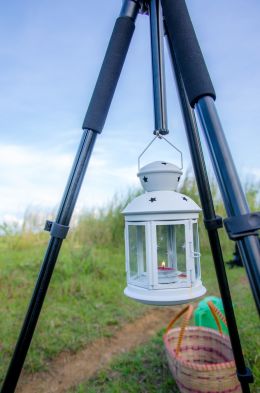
[
  {"xmin": 193, "ymin": 222, "xmax": 200, "ymax": 279},
  {"xmin": 128, "ymin": 224, "xmax": 148, "ymax": 287},
  {"xmin": 156, "ymin": 224, "xmax": 186, "ymax": 284}
]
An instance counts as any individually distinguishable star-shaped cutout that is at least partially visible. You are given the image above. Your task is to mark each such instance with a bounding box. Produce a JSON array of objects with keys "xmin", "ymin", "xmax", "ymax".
[
  {"xmin": 149, "ymin": 197, "xmax": 156, "ymax": 203},
  {"xmin": 143, "ymin": 176, "xmax": 148, "ymax": 183},
  {"xmin": 182, "ymin": 197, "xmax": 188, "ymax": 201}
]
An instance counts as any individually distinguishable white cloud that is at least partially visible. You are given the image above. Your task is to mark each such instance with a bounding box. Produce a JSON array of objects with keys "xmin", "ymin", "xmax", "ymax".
[
  {"xmin": 0, "ymin": 143, "xmax": 73, "ymax": 170},
  {"xmin": 242, "ymin": 167, "xmax": 260, "ymax": 180},
  {"xmin": 0, "ymin": 143, "xmax": 139, "ymax": 223}
]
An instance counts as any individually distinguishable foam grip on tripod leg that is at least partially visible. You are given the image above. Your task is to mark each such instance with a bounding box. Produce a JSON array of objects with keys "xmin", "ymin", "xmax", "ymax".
[
  {"xmin": 161, "ymin": 0, "xmax": 216, "ymax": 107},
  {"xmin": 82, "ymin": 17, "xmax": 135, "ymax": 133}
]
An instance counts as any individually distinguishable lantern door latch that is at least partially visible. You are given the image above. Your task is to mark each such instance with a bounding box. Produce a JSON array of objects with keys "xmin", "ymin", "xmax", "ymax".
[
  {"xmin": 224, "ymin": 212, "xmax": 260, "ymax": 240},
  {"xmin": 44, "ymin": 220, "xmax": 70, "ymax": 240}
]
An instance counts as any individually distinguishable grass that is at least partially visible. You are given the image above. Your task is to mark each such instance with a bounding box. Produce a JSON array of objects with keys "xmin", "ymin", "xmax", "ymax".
[
  {"xmin": 70, "ymin": 252, "xmax": 260, "ymax": 393},
  {"xmin": 0, "ymin": 178, "xmax": 259, "ymax": 390},
  {"xmin": 0, "ymin": 238, "xmax": 145, "ymax": 380}
]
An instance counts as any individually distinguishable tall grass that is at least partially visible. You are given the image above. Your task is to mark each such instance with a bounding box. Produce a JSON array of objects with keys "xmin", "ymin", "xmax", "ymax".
[
  {"xmin": 69, "ymin": 189, "xmax": 141, "ymax": 249},
  {"xmin": 1, "ymin": 175, "xmax": 259, "ymax": 255}
]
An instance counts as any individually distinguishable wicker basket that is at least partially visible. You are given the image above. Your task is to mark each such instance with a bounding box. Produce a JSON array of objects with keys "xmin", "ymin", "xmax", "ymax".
[{"xmin": 163, "ymin": 304, "xmax": 242, "ymax": 393}]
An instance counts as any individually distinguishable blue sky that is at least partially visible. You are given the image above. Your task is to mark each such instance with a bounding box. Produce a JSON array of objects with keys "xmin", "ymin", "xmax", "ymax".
[{"xmin": 0, "ymin": 0, "xmax": 259, "ymax": 225}]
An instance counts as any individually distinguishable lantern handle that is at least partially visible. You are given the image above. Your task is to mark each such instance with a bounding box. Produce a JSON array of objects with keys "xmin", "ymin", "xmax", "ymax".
[{"xmin": 138, "ymin": 132, "xmax": 183, "ymax": 171}]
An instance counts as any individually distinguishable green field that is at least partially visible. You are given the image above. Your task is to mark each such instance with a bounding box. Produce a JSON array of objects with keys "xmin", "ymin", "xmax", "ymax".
[{"xmin": 0, "ymin": 181, "xmax": 259, "ymax": 391}]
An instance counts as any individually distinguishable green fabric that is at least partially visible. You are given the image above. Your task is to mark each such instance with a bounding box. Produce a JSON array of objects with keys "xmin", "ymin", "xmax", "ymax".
[{"xmin": 194, "ymin": 296, "xmax": 229, "ymax": 335}]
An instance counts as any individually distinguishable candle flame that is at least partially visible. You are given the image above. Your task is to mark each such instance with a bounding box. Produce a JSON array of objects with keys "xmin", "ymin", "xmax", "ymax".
[{"xmin": 161, "ymin": 261, "xmax": 166, "ymax": 268}]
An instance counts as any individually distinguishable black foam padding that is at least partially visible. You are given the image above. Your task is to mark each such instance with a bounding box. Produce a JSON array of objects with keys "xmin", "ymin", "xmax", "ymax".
[
  {"xmin": 82, "ymin": 17, "xmax": 135, "ymax": 133},
  {"xmin": 161, "ymin": 0, "xmax": 216, "ymax": 107}
]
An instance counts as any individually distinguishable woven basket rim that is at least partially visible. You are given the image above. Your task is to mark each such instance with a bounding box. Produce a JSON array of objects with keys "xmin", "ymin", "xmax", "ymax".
[{"xmin": 163, "ymin": 326, "xmax": 235, "ymax": 371}]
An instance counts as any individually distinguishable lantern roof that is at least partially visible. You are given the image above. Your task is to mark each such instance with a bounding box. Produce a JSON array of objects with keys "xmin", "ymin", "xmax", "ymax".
[
  {"xmin": 138, "ymin": 161, "xmax": 182, "ymax": 175},
  {"xmin": 123, "ymin": 190, "xmax": 201, "ymax": 216},
  {"xmin": 137, "ymin": 161, "xmax": 182, "ymax": 192}
]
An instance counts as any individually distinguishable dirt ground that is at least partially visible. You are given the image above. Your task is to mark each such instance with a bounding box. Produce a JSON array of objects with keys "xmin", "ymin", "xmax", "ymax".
[{"xmin": 17, "ymin": 307, "xmax": 176, "ymax": 393}]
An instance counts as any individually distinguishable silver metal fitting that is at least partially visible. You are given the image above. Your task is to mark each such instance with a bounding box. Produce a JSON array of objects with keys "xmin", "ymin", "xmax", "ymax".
[
  {"xmin": 139, "ymin": 1, "xmax": 149, "ymax": 14},
  {"xmin": 121, "ymin": 0, "xmax": 149, "ymax": 17}
]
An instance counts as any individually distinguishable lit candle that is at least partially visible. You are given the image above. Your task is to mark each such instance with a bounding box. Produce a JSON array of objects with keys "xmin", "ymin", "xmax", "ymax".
[
  {"xmin": 158, "ymin": 261, "xmax": 178, "ymax": 284},
  {"xmin": 158, "ymin": 261, "xmax": 174, "ymax": 271}
]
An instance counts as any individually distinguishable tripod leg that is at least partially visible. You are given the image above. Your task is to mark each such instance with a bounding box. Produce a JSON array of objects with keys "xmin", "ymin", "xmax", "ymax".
[
  {"xmin": 166, "ymin": 36, "xmax": 253, "ymax": 393},
  {"xmin": 196, "ymin": 97, "xmax": 260, "ymax": 313},
  {"xmin": 1, "ymin": 129, "xmax": 97, "ymax": 393},
  {"xmin": 161, "ymin": 0, "xmax": 260, "ymax": 315},
  {"xmin": 1, "ymin": 2, "xmax": 139, "ymax": 392}
]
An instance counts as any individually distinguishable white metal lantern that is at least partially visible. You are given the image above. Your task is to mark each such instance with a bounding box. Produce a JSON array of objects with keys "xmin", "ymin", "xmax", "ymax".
[{"xmin": 122, "ymin": 160, "xmax": 206, "ymax": 306}]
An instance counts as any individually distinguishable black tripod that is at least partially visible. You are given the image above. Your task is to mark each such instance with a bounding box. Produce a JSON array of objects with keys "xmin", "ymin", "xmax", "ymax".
[{"xmin": 1, "ymin": 1, "xmax": 260, "ymax": 392}]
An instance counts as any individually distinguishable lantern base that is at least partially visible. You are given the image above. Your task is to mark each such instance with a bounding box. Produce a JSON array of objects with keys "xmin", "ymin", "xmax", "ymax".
[{"xmin": 124, "ymin": 281, "xmax": 206, "ymax": 306}]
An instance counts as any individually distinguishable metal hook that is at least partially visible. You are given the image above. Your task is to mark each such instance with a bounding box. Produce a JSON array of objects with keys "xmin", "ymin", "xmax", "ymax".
[{"xmin": 138, "ymin": 133, "xmax": 183, "ymax": 171}]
